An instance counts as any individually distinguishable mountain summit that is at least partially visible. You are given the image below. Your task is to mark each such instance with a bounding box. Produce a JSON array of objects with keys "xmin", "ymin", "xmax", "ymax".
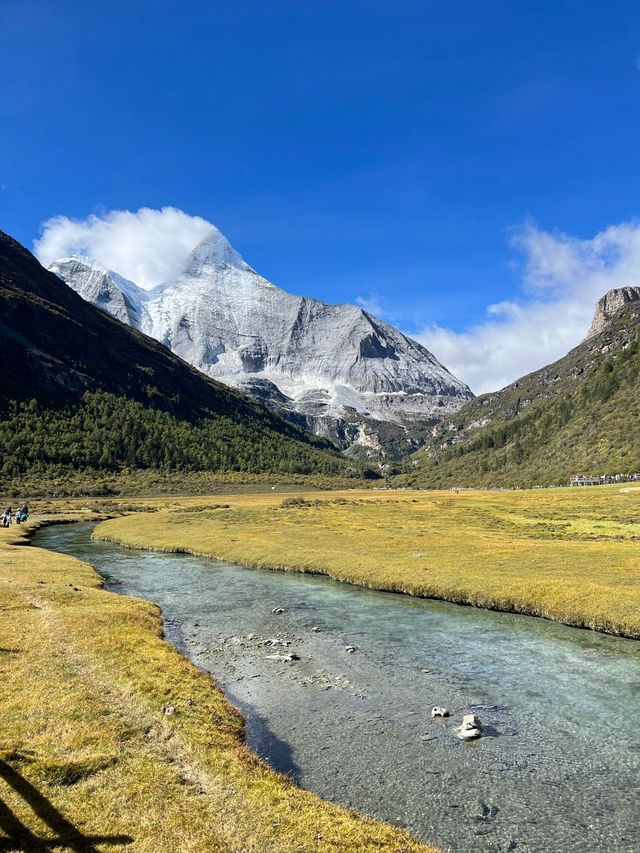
[
  {"xmin": 587, "ymin": 286, "xmax": 640, "ymax": 339},
  {"xmin": 50, "ymin": 228, "xmax": 473, "ymax": 455}
]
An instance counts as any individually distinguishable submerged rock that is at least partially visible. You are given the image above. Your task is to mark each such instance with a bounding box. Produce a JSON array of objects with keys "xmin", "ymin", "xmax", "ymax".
[{"xmin": 265, "ymin": 653, "xmax": 300, "ymax": 663}]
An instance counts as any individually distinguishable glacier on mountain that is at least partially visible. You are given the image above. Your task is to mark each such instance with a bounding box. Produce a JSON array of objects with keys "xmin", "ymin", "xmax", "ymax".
[{"xmin": 49, "ymin": 227, "xmax": 473, "ymax": 455}]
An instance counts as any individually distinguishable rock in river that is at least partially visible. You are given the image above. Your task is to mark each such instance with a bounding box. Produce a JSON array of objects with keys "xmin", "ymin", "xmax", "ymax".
[
  {"xmin": 455, "ymin": 714, "xmax": 483, "ymax": 741},
  {"xmin": 431, "ymin": 706, "xmax": 450, "ymax": 718}
]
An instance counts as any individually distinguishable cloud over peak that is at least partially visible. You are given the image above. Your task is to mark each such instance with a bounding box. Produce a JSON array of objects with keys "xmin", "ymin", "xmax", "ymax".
[{"xmin": 35, "ymin": 207, "xmax": 218, "ymax": 290}]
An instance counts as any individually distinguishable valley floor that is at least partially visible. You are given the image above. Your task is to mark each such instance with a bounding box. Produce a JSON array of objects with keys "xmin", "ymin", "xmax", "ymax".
[
  {"xmin": 0, "ymin": 517, "xmax": 430, "ymax": 853},
  {"xmin": 1, "ymin": 485, "xmax": 637, "ymax": 851},
  {"xmin": 95, "ymin": 486, "xmax": 640, "ymax": 639}
]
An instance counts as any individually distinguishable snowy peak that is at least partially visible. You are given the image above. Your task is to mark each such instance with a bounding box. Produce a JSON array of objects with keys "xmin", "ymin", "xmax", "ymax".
[
  {"xmin": 182, "ymin": 230, "xmax": 251, "ymax": 276},
  {"xmin": 49, "ymin": 257, "xmax": 147, "ymax": 327},
  {"xmin": 49, "ymin": 224, "xmax": 473, "ymax": 456}
]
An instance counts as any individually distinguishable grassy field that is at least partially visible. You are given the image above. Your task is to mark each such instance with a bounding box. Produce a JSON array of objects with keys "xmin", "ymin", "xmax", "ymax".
[
  {"xmin": 95, "ymin": 486, "xmax": 640, "ymax": 638},
  {"xmin": 0, "ymin": 516, "xmax": 431, "ymax": 852}
]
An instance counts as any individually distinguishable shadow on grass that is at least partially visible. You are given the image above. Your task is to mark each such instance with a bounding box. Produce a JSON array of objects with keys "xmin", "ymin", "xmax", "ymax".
[{"xmin": 0, "ymin": 760, "xmax": 132, "ymax": 852}]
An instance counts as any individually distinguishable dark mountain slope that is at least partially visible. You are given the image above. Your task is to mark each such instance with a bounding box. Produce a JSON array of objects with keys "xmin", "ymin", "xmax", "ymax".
[
  {"xmin": 408, "ymin": 295, "xmax": 640, "ymax": 487},
  {"xmin": 0, "ymin": 231, "xmax": 353, "ymax": 479}
]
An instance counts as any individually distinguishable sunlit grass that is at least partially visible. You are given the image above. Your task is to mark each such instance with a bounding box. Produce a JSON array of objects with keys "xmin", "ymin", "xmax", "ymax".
[
  {"xmin": 0, "ymin": 516, "xmax": 431, "ymax": 852},
  {"xmin": 96, "ymin": 486, "xmax": 640, "ymax": 638}
]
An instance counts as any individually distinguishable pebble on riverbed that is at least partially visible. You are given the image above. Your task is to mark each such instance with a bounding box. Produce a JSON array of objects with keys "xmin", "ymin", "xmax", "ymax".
[
  {"xmin": 265, "ymin": 653, "xmax": 300, "ymax": 662},
  {"xmin": 431, "ymin": 706, "xmax": 450, "ymax": 718}
]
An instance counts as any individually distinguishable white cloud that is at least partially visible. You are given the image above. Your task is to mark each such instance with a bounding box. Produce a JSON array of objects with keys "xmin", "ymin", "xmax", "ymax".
[
  {"xmin": 418, "ymin": 220, "xmax": 640, "ymax": 395},
  {"xmin": 34, "ymin": 207, "xmax": 218, "ymax": 289}
]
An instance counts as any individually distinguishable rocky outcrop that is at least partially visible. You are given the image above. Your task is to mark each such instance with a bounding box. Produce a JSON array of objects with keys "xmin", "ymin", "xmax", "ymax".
[
  {"xmin": 49, "ymin": 227, "xmax": 473, "ymax": 455},
  {"xmin": 587, "ymin": 286, "xmax": 640, "ymax": 338},
  {"xmin": 49, "ymin": 258, "xmax": 147, "ymax": 328}
]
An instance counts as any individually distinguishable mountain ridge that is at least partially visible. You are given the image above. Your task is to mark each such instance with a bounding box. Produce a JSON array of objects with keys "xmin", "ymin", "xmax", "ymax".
[
  {"xmin": 407, "ymin": 289, "xmax": 640, "ymax": 487},
  {"xmin": 49, "ymin": 230, "xmax": 473, "ymax": 456}
]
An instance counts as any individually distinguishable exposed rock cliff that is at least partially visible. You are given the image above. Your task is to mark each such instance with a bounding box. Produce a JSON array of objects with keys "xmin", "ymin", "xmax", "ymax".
[{"xmin": 587, "ymin": 286, "xmax": 640, "ymax": 338}]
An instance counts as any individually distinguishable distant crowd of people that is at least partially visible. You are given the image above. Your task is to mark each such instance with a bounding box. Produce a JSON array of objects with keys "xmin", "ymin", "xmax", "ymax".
[{"xmin": 1, "ymin": 504, "xmax": 29, "ymax": 528}]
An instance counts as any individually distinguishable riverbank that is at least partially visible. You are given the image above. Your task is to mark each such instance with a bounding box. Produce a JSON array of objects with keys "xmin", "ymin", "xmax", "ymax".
[
  {"xmin": 94, "ymin": 486, "xmax": 640, "ymax": 638},
  {"xmin": 0, "ymin": 517, "xmax": 431, "ymax": 852}
]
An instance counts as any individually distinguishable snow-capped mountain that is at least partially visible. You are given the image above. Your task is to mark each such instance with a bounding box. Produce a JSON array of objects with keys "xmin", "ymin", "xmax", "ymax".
[
  {"xmin": 48, "ymin": 257, "xmax": 148, "ymax": 328},
  {"xmin": 50, "ymin": 228, "xmax": 473, "ymax": 455}
]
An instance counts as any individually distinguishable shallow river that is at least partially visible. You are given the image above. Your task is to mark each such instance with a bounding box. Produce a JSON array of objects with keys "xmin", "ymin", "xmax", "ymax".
[{"xmin": 35, "ymin": 522, "xmax": 640, "ymax": 853}]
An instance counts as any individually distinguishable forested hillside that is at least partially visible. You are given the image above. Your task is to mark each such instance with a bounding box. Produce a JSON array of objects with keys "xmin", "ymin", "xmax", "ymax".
[
  {"xmin": 408, "ymin": 299, "xmax": 640, "ymax": 487},
  {"xmin": 0, "ymin": 231, "xmax": 358, "ymax": 484}
]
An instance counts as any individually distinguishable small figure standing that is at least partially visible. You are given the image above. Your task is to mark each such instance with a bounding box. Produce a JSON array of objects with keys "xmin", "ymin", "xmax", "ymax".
[{"xmin": 2, "ymin": 506, "xmax": 12, "ymax": 528}]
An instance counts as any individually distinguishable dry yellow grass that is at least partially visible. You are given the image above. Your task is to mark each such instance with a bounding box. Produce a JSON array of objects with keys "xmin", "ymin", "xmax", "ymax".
[
  {"xmin": 95, "ymin": 486, "xmax": 640, "ymax": 638},
  {"xmin": 0, "ymin": 516, "xmax": 432, "ymax": 852}
]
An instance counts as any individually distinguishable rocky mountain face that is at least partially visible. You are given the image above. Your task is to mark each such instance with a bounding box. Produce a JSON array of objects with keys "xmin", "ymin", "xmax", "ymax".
[
  {"xmin": 48, "ymin": 258, "xmax": 147, "ymax": 327},
  {"xmin": 0, "ymin": 229, "xmax": 351, "ymax": 481},
  {"xmin": 408, "ymin": 288, "xmax": 640, "ymax": 487},
  {"xmin": 50, "ymin": 228, "xmax": 473, "ymax": 456},
  {"xmin": 587, "ymin": 286, "xmax": 640, "ymax": 338}
]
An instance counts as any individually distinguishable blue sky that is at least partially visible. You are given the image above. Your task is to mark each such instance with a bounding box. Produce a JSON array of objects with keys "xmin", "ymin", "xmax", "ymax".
[{"xmin": 2, "ymin": 1, "xmax": 640, "ymax": 391}]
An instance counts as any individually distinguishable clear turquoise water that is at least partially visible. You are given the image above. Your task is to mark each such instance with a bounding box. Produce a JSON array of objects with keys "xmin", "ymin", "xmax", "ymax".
[{"xmin": 36, "ymin": 523, "xmax": 640, "ymax": 852}]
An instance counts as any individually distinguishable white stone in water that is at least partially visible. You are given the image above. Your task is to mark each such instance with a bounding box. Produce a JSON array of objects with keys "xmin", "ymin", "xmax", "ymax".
[
  {"xmin": 345, "ymin": 646, "xmax": 356, "ymax": 653},
  {"xmin": 431, "ymin": 706, "xmax": 450, "ymax": 718},
  {"xmin": 455, "ymin": 713, "xmax": 483, "ymax": 740},
  {"xmin": 456, "ymin": 724, "xmax": 482, "ymax": 741}
]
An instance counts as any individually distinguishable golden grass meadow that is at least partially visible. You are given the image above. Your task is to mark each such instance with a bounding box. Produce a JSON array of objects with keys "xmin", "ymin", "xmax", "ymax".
[{"xmin": 0, "ymin": 515, "xmax": 431, "ymax": 853}]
